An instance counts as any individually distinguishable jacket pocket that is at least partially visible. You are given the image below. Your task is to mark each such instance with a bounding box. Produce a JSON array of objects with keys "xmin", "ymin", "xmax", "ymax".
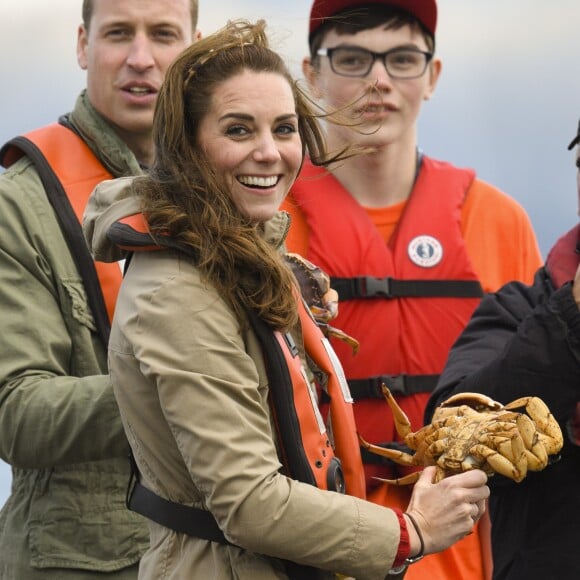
[{"xmin": 28, "ymin": 461, "xmax": 148, "ymax": 572}]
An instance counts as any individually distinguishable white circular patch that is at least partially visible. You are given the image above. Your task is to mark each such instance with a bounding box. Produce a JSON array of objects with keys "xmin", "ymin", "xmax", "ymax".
[{"xmin": 407, "ymin": 235, "xmax": 443, "ymax": 268}]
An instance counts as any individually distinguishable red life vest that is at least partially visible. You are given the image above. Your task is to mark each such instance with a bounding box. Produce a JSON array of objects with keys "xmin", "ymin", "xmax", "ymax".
[
  {"xmin": 111, "ymin": 213, "xmax": 366, "ymax": 499},
  {"xmin": 290, "ymin": 156, "xmax": 482, "ymax": 485},
  {"xmin": 545, "ymin": 223, "xmax": 580, "ymax": 446},
  {"xmin": 545, "ymin": 223, "xmax": 580, "ymax": 289},
  {"xmin": 0, "ymin": 122, "xmax": 122, "ymax": 344}
]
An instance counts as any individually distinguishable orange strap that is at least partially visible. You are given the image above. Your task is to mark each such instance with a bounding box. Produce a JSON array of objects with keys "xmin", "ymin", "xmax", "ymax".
[
  {"xmin": 7, "ymin": 123, "xmax": 122, "ymax": 323},
  {"xmin": 272, "ymin": 328, "xmax": 339, "ymax": 491},
  {"xmin": 296, "ymin": 298, "xmax": 366, "ymax": 499}
]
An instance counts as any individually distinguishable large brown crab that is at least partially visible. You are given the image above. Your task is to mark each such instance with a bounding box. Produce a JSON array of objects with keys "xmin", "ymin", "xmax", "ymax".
[{"xmin": 360, "ymin": 385, "xmax": 563, "ymax": 484}]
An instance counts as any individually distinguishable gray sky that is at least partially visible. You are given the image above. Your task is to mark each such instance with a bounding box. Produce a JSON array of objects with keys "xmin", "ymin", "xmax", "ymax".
[{"xmin": 1, "ymin": 0, "xmax": 579, "ymax": 504}]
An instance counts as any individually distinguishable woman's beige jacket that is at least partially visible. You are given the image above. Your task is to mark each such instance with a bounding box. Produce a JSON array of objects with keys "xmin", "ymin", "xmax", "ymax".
[{"xmin": 83, "ymin": 177, "xmax": 401, "ymax": 580}]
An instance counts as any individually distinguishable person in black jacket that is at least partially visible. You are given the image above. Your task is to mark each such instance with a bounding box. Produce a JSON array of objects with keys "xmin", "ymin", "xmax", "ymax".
[{"xmin": 425, "ymin": 120, "xmax": 580, "ymax": 580}]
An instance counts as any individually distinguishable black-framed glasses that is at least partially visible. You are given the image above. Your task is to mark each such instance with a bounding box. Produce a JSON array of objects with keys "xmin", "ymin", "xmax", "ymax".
[{"xmin": 316, "ymin": 46, "xmax": 433, "ymax": 79}]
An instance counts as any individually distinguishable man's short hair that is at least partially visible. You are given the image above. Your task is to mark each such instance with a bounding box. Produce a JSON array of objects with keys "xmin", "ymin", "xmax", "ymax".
[{"xmin": 81, "ymin": 0, "xmax": 199, "ymax": 32}]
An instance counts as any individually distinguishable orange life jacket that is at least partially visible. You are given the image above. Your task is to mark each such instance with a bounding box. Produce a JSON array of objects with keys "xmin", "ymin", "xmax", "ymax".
[
  {"xmin": 111, "ymin": 213, "xmax": 366, "ymax": 499},
  {"xmin": 252, "ymin": 297, "xmax": 366, "ymax": 498},
  {"xmin": 0, "ymin": 121, "xmax": 122, "ymax": 345}
]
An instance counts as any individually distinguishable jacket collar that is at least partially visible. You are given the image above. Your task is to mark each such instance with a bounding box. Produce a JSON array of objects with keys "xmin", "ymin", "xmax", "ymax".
[{"xmin": 69, "ymin": 90, "xmax": 143, "ymax": 179}]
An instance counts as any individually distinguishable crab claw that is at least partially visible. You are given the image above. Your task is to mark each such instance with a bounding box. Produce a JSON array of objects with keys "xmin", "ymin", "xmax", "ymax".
[{"xmin": 503, "ymin": 396, "xmax": 563, "ymax": 456}]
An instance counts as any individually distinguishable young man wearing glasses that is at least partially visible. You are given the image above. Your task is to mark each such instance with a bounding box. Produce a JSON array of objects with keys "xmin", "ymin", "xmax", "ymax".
[
  {"xmin": 425, "ymin": 122, "xmax": 580, "ymax": 580},
  {"xmin": 282, "ymin": 1, "xmax": 542, "ymax": 578}
]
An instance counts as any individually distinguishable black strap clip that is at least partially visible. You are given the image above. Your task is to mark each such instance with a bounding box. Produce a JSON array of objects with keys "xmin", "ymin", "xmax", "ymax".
[{"xmin": 357, "ymin": 276, "xmax": 393, "ymax": 298}]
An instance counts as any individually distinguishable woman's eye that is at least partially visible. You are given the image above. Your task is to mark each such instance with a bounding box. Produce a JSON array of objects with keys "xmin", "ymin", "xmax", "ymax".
[
  {"xmin": 276, "ymin": 124, "xmax": 297, "ymax": 136},
  {"xmin": 225, "ymin": 125, "xmax": 249, "ymax": 137}
]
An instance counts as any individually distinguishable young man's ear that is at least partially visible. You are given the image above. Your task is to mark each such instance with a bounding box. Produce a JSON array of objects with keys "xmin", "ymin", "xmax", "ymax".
[{"xmin": 424, "ymin": 58, "xmax": 442, "ymax": 101}]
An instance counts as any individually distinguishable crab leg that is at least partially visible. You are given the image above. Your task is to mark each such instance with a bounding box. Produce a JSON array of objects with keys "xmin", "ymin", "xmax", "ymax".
[
  {"xmin": 358, "ymin": 434, "xmax": 417, "ymax": 467},
  {"xmin": 380, "ymin": 384, "xmax": 413, "ymax": 439},
  {"xmin": 374, "ymin": 472, "xmax": 423, "ymax": 486}
]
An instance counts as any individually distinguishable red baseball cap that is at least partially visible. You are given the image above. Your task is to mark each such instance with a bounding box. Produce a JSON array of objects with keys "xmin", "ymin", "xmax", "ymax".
[{"xmin": 309, "ymin": 0, "xmax": 437, "ymax": 39}]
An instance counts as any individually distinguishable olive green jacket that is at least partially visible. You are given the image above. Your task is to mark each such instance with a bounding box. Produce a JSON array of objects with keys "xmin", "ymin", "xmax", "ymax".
[{"xmin": 0, "ymin": 91, "xmax": 148, "ymax": 579}]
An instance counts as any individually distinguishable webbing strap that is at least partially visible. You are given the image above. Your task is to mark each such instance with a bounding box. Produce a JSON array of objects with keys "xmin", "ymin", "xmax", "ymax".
[
  {"xmin": 348, "ymin": 374, "xmax": 439, "ymax": 400},
  {"xmin": 331, "ymin": 276, "xmax": 483, "ymax": 301},
  {"xmin": 127, "ymin": 479, "xmax": 232, "ymax": 544},
  {"xmin": 126, "ymin": 470, "xmax": 323, "ymax": 578}
]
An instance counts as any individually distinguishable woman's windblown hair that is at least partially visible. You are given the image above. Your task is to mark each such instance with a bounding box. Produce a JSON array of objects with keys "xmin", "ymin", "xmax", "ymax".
[{"xmin": 132, "ymin": 19, "xmax": 339, "ymax": 330}]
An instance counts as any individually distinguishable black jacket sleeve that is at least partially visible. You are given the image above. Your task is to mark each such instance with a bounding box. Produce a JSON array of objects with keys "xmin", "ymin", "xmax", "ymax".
[{"xmin": 425, "ymin": 267, "xmax": 580, "ymax": 427}]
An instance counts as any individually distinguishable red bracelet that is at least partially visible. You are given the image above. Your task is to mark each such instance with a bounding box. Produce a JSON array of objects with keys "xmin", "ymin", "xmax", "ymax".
[{"xmin": 391, "ymin": 508, "xmax": 411, "ymax": 567}]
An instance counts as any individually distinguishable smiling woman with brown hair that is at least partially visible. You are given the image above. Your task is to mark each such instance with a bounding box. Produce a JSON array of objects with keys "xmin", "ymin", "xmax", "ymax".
[{"xmin": 84, "ymin": 19, "xmax": 489, "ymax": 579}]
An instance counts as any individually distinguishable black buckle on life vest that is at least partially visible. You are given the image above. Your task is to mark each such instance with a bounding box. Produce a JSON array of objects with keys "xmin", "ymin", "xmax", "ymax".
[
  {"xmin": 330, "ymin": 276, "xmax": 392, "ymax": 300},
  {"xmin": 359, "ymin": 276, "xmax": 392, "ymax": 298}
]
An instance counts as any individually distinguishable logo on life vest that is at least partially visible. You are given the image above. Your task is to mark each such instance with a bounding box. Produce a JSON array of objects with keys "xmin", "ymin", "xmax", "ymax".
[{"xmin": 408, "ymin": 235, "xmax": 443, "ymax": 268}]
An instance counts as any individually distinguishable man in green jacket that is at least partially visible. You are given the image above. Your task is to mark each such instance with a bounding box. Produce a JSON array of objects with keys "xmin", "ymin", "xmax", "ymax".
[{"xmin": 0, "ymin": 0, "xmax": 199, "ymax": 577}]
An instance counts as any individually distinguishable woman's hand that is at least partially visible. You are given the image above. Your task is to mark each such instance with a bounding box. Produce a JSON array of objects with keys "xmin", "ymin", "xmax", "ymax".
[{"xmin": 405, "ymin": 467, "xmax": 489, "ymax": 556}]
